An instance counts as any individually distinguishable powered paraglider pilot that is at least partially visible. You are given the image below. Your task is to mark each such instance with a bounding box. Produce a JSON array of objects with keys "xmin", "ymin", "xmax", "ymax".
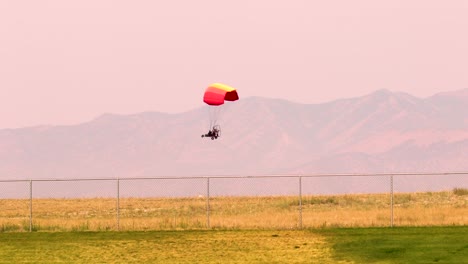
[
  {"xmin": 201, "ymin": 83, "xmax": 238, "ymax": 141},
  {"xmin": 201, "ymin": 125, "xmax": 220, "ymax": 140}
]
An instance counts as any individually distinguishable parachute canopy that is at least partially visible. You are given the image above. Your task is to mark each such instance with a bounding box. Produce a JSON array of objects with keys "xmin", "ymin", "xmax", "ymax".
[{"xmin": 203, "ymin": 83, "xmax": 239, "ymax": 106}]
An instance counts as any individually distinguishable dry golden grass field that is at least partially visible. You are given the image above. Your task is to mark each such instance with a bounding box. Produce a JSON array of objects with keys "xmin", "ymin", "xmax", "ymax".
[{"xmin": 1, "ymin": 189, "xmax": 466, "ymax": 232}]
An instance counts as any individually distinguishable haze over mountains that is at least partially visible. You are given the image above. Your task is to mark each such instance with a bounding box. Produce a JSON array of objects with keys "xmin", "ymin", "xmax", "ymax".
[{"xmin": 1, "ymin": 89, "xmax": 468, "ymax": 181}]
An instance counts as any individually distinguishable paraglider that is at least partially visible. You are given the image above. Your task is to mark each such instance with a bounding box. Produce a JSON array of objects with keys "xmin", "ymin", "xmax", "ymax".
[
  {"xmin": 201, "ymin": 124, "xmax": 220, "ymax": 140},
  {"xmin": 201, "ymin": 83, "xmax": 238, "ymax": 140}
]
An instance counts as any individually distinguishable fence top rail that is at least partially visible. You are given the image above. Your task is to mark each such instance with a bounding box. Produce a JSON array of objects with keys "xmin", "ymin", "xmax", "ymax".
[{"xmin": 0, "ymin": 171, "xmax": 467, "ymax": 183}]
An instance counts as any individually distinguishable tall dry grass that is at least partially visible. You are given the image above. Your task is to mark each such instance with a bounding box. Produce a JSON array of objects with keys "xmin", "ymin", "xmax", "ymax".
[{"xmin": 0, "ymin": 190, "xmax": 466, "ymax": 232}]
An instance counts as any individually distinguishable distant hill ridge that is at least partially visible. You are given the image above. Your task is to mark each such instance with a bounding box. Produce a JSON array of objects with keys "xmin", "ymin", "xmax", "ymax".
[{"xmin": 1, "ymin": 88, "xmax": 468, "ymax": 180}]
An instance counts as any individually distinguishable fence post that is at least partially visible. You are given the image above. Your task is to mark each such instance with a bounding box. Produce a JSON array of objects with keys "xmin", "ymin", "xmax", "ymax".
[
  {"xmin": 206, "ymin": 177, "xmax": 210, "ymax": 229},
  {"xmin": 29, "ymin": 180, "xmax": 33, "ymax": 232},
  {"xmin": 298, "ymin": 176, "xmax": 303, "ymax": 229},
  {"xmin": 390, "ymin": 175, "xmax": 394, "ymax": 227},
  {"xmin": 116, "ymin": 178, "xmax": 120, "ymax": 231}
]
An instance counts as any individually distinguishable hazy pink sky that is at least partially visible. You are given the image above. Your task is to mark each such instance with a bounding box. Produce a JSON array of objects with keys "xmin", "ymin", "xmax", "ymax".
[{"xmin": 1, "ymin": 0, "xmax": 467, "ymax": 129}]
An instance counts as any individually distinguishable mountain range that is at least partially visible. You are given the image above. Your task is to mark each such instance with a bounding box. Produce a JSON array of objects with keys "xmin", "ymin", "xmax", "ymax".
[{"xmin": 1, "ymin": 89, "xmax": 467, "ymax": 196}]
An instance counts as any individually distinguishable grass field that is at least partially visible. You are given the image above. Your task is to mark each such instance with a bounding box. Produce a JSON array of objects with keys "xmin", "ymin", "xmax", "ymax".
[
  {"xmin": 0, "ymin": 227, "xmax": 466, "ymax": 263},
  {"xmin": 321, "ymin": 226, "xmax": 468, "ymax": 264},
  {"xmin": 1, "ymin": 190, "xmax": 466, "ymax": 231}
]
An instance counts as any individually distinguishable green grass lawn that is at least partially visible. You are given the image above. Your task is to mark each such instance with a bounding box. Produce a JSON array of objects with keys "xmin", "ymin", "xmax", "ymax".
[
  {"xmin": 319, "ymin": 226, "xmax": 468, "ymax": 264},
  {"xmin": 0, "ymin": 227, "xmax": 466, "ymax": 263}
]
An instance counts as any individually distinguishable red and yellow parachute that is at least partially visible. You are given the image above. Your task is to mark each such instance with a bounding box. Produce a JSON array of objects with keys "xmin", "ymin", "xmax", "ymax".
[
  {"xmin": 203, "ymin": 83, "xmax": 239, "ymax": 106},
  {"xmin": 202, "ymin": 83, "xmax": 239, "ymax": 132}
]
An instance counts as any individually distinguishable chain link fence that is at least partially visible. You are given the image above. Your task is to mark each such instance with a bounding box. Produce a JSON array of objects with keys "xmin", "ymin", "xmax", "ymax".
[{"xmin": 1, "ymin": 173, "xmax": 467, "ymax": 232}]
